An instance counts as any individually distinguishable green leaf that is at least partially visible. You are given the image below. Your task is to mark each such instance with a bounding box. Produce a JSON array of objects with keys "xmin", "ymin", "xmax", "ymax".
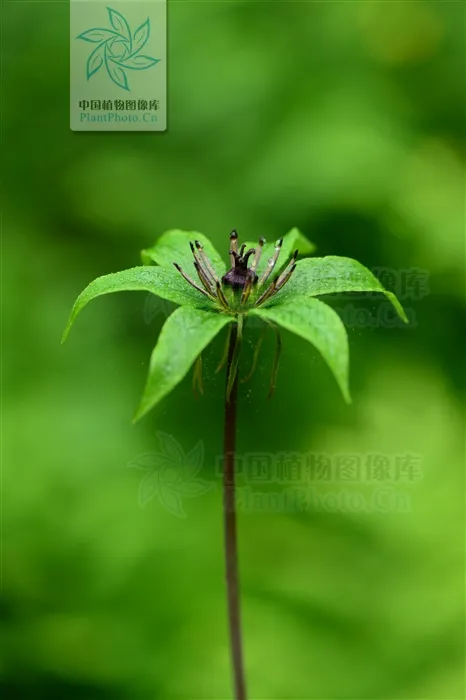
[
  {"xmin": 134, "ymin": 307, "xmax": 233, "ymax": 421},
  {"xmin": 243, "ymin": 227, "xmax": 315, "ymax": 275},
  {"xmin": 141, "ymin": 229, "xmax": 226, "ymax": 278},
  {"xmin": 269, "ymin": 256, "xmax": 408, "ymax": 322},
  {"xmin": 62, "ymin": 266, "xmax": 214, "ymax": 342},
  {"xmin": 251, "ymin": 295, "xmax": 350, "ymax": 403},
  {"xmin": 280, "ymin": 226, "xmax": 316, "ymax": 258}
]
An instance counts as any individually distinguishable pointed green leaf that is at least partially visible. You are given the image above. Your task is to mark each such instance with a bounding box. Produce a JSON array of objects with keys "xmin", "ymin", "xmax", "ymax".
[
  {"xmin": 269, "ymin": 256, "xmax": 408, "ymax": 322},
  {"xmin": 134, "ymin": 307, "xmax": 233, "ymax": 421},
  {"xmin": 62, "ymin": 266, "xmax": 214, "ymax": 342},
  {"xmin": 141, "ymin": 229, "xmax": 226, "ymax": 278},
  {"xmin": 243, "ymin": 227, "xmax": 315, "ymax": 275},
  {"xmin": 251, "ymin": 296, "xmax": 350, "ymax": 403}
]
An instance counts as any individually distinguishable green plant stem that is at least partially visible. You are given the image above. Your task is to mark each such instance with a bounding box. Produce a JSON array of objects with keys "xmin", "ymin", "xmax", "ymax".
[{"xmin": 223, "ymin": 320, "xmax": 247, "ymax": 700}]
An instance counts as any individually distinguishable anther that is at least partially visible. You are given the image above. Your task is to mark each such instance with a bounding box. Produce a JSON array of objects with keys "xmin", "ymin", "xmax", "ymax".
[{"xmin": 173, "ymin": 263, "xmax": 215, "ymax": 300}]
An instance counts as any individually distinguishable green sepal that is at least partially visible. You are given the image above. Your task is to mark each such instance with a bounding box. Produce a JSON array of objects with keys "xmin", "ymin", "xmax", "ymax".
[
  {"xmin": 243, "ymin": 227, "xmax": 315, "ymax": 275},
  {"xmin": 251, "ymin": 295, "xmax": 351, "ymax": 403},
  {"xmin": 269, "ymin": 255, "xmax": 408, "ymax": 323},
  {"xmin": 134, "ymin": 307, "xmax": 233, "ymax": 421},
  {"xmin": 141, "ymin": 229, "xmax": 226, "ymax": 278},
  {"xmin": 62, "ymin": 266, "xmax": 214, "ymax": 342}
]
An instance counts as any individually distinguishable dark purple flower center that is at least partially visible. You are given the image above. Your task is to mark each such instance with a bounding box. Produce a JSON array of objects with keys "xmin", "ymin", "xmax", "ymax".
[{"xmin": 222, "ymin": 247, "xmax": 258, "ymax": 291}]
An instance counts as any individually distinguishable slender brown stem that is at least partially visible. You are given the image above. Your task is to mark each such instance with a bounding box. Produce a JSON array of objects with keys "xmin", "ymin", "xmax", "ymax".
[{"xmin": 223, "ymin": 321, "xmax": 247, "ymax": 700}]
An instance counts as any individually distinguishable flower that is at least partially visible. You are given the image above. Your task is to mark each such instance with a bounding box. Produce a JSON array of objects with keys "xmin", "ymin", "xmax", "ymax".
[
  {"xmin": 62, "ymin": 227, "xmax": 408, "ymax": 420},
  {"xmin": 172, "ymin": 230, "xmax": 298, "ymax": 313}
]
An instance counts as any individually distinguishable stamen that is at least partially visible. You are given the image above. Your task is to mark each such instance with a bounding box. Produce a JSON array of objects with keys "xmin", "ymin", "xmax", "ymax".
[
  {"xmin": 241, "ymin": 324, "xmax": 267, "ymax": 384},
  {"xmin": 192, "ymin": 353, "xmax": 204, "ymax": 398},
  {"xmin": 240, "ymin": 275, "xmax": 253, "ymax": 305},
  {"xmin": 250, "ymin": 237, "xmax": 265, "ymax": 273},
  {"xmin": 267, "ymin": 324, "xmax": 282, "ymax": 400},
  {"xmin": 194, "ymin": 240, "xmax": 220, "ymax": 284},
  {"xmin": 254, "ymin": 276, "xmax": 279, "ymax": 307},
  {"xmin": 216, "ymin": 281, "xmax": 230, "ymax": 310},
  {"xmin": 257, "ymin": 238, "xmax": 283, "ymax": 287},
  {"xmin": 194, "ymin": 261, "xmax": 215, "ymax": 294},
  {"xmin": 239, "ymin": 243, "xmax": 246, "ymax": 259},
  {"xmin": 215, "ymin": 325, "xmax": 232, "ymax": 374},
  {"xmin": 173, "ymin": 262, "xmax": 216, "ymax": 301},
  {"xmin": 229, "ymin": 230, "xmax": 238, "ymax": 266},
  {"xmin": 190, "ymin": 241, "xmax": 214, "ymax": 288},
  {"xmin": 274, "ymin": 262, "xmax": 297, "ymax": 294},
  {"xmin": 275, "ymin": 249, "xmax": 298, "ymax": 288}
]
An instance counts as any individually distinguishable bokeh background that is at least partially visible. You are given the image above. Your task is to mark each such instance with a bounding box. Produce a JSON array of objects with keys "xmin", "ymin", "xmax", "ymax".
[{"xmin": 3, "ymin": 1, "xmax": 465, "ymax": 698}]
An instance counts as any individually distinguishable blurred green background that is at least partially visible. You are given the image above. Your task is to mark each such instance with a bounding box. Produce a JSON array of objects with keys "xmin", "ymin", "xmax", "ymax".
[{"xmin": 3, "ymin": 1, "xmax": 465, "ymax": 698}]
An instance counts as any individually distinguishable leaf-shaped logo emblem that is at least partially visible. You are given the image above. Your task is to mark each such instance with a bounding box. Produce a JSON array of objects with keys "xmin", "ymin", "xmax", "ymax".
[
  {"xmin": 121, "ymin": 55, "xmax": 160, "ymax": 71},
  {"xmin": 76, "ymin": 28, "xmax": 119, "ymax": 43},
  {"xmin": 133, "ymin": 18, "xmax": 150, "ymax": 54},
  {"xmin": 87, "ymin": 44, "xmax": 105, "ymax": 80},
  {"xmin": 128, "ymin": 434, "xmax": 214, "ymax": 517},
  {"xmin": 107, "ymin": 8, "xmax": 131, "ymax": 44},
  {"xmin": 76, "ymin": 7, "xmax": 160, "ymax": 91},
  {"xmin": 105, "ymin": 48, "xmax": 129, "ymax": 91}
]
